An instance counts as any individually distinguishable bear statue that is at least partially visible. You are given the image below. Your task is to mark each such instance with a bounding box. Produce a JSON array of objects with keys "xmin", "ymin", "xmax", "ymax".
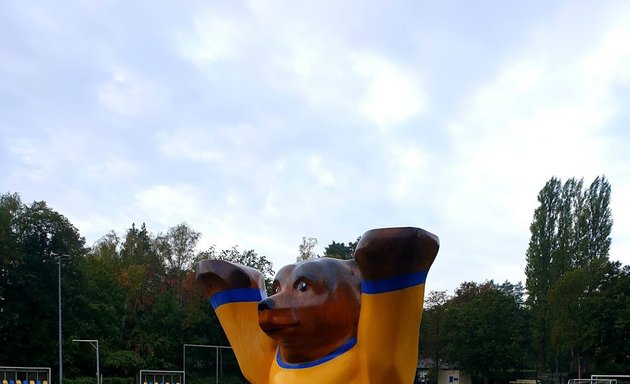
[{"xmin": 196, "ymin": 226, "xmax": 439, "ymax": 384}]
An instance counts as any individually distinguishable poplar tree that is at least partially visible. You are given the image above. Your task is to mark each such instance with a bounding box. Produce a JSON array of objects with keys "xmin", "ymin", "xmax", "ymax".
[
  {"xmin": 525, "ymin": 175, "xmax": 613, "ymax": 374},
  {"xmin": 525, "ymin": 177, "xmax": 562, "ymax": 369}
]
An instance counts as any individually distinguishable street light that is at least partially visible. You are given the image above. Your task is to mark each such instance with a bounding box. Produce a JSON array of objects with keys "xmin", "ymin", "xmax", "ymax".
[
  {"xmin": 72, "ymin": 339, "xmax": 100, "ymax": 384},
  {"xmin": 182, "ymin": 344, "xmax": 232, "ymax": 384},
  {"xmin": 52, "ymin": 253, "xmax": 69, "ymax": 384}
]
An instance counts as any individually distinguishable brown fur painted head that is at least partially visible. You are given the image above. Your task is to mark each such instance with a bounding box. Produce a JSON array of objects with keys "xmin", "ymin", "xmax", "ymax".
[{"xmin": 257, "ymin": 258, "xmax": 361, "ymax": 364}]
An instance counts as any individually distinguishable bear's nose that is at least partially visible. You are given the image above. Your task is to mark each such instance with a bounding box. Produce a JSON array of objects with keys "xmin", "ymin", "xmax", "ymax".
[{"xmin": 258, "ymin": 298, "xmax": 275, "ymax": 311}]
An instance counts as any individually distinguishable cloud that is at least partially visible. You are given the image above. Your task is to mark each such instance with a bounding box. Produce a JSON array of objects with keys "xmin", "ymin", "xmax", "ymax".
[
  {"xmin": 352, "ymin": 53, "xmax": 426, "ymax": 129},
  {"xmin": 309, "ymin": 155, "xmax": 336, "ymax": 187},
  {"xmin": 3, "ymin": 0, "xmax": 630, "ymax": 295},
  {"xmin": 135, "ymin": 184, "xmax": 201, "ymax": 226},
  {"xmin": 176, "ymin": 10, "xmax": 250, "ymax": 67},
  {"xmin": 386, "ymin": 144, "xmax": 430, "ymax": 200},
  {"xmin": 98, "ymin": 68, "xmax": 168, "ymax": 116},
  {"xmin": 7, "ymin": 137, "xmax": 39, "ymax": 165},
  {"xmin": 432, "ymin": 4, "xmax": 630, "ymax": 288},
  {"xmin": 84, "ymin": 156, "xmax": 140, "ymax": 181},
  {"xmin": 156, "ymin": 129, "xmax": 225, "ymax": 163}
]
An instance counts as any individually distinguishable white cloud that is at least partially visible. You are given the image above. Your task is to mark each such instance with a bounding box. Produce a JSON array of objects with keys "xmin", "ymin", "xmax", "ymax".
[
  {"xmin": 85, "ymin": 156, "xmax": 140, "ymax": 180},
  {"xmin": 135, "ymin": 184, "xmax": 201, "ymax": 226},
  {"xmin": 352, "ymin": 53, "xmax": 426, "ymax": 129},
  {"xmin": 387, "ymin": 144, "xmax": 429, "ymax": 200},
  {"xmin": 4, "ymin": 0, "xmax": 630, "ymax": 294},
  {"xmin": 156, "ymin": 129, "xmax": 225, "ymax": 163},
  {"xmin": 176, "ymin": 13, "xmax": 249, "ymax": 67},
  {"xmin": 435, "ymin": 6, "xmax": 630, "ymax": 288},
  {"xmin": 309, "ymin": 155, "xmax": 336, "ymax": 187},
  {"xmin": 97, "ymin": 68, "xmax": 167, "ymax": 116},
  {"xmin": 8, "ymin": 137, "xmax": 39, "ymax": 165},
  {"xmin": 581, "ymin": 25, "xmax": 630, "ymax": 89}
]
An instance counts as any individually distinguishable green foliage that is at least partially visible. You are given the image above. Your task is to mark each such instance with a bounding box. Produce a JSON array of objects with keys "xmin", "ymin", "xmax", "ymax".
[
  {"xmin": 0, "ymin": 193, "xmax": 257, "ymax": 379},
  {"xmin": 0, "ymin": 193, "xmax": 86, "ymax": 367},
  {"xmin": 524, "ymin": 176, "xmax": 614, "ymax": 375},
  {"xmin": 323, "ymin": 238, "xmax": 360, "ymax": 260},
  {"xmin": 101, "ymin": 377, "xmax": 135, "ymax": 384},
  {"xmin": 102, "ymin": 351, "xmax": 146, "ymax": 376},
  {"xmin": 547, "ymin": 260, "xmax": 630, "ymax": 374},
  {"xmin": 64, "ymin": 377, "xmax": 98, "ymax": 384},
  {"xmin": 420, "ymin": 290, "xmax": 450, "ymax": 379},
  {"xmin": 442, "ymin": 281, "xmax": 530, "ymax": 383},
  {"xmin": 198, "ymin": 244, "xmax": 275, "ymax": 292},
  {"xmin": 155, "ymin": 223, "xmax": 200, "ymax": 274}
]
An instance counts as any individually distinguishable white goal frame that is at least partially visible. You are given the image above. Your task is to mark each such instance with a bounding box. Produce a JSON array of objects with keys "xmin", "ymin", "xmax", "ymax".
[
  {"xmin": 138, "ymin": 370, "xmax": 184, "ymax": 384},
  {"xmin": 1, "ymin": 367, "xmax": 51, "ymax": 384},
  {"xmin": 569, "ymin": 379, "xmax": 615, "ymax": 384},
  {"xmin": 592, "ymin": 376, "xmax": 630, "ymax": 384}
]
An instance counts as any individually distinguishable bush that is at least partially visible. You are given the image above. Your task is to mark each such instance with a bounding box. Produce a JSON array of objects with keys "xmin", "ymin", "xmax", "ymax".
[
  {"xmin": 64, "ymin": 378, "xmax": 97, "ymax": 384},
  {"xmin": 102, "ymin": 377, "xmax": 134, "ymax": 384}
]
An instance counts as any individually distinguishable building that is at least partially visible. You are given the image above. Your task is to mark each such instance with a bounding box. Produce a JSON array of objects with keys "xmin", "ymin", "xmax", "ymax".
[{"xmin": 415, "ymin": 358, "xmax": 472, "ymax": 384}]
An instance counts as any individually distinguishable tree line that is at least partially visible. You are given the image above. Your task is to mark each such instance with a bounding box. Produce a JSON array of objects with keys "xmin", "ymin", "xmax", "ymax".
[
  {"xmin": 419, "ymin": 176, "xmax": 629, "ymax": 384},
  {"xmin": 0, "ymin": 192, "xmax": 268, "ymax": 384},
  {"xmin": 1, "ymin": 175, "xmax": 628, "ymax": 384}
]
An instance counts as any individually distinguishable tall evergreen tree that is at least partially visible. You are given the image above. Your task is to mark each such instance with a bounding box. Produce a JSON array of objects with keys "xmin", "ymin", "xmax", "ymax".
[
  {"xmin": 580, "ymin": 176, "xmax": 612, "ymax": 266},
  {"xmin": 525, "ymin": 176, "xmax": 613, "ymax": 374},
  {"xmin": 525, "ymin": 177, "xmax": 562, "ymax": 370}
]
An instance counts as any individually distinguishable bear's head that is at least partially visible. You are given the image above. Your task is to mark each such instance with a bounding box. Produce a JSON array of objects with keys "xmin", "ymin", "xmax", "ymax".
[{"xmin": 257, "ymin": 257, "xmax": 361, "ymax": 364}]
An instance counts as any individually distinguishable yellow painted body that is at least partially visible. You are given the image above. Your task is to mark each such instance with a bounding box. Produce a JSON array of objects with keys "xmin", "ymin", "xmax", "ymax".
[{"xmin": 215, "ymin": 284, "xmax": 426, "ymax": 384}]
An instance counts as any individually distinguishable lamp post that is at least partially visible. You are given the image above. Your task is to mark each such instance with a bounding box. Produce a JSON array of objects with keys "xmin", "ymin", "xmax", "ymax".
[
  {"xmin": 52, "ymin": 253, "xmax": 69, "ymax": 384},
  {"xmin": 73, "ymin": 339, "xmax": 100, "ymax": 384},
  {"xmin": 182, "ymin": 344, "xmax": 232, "ymax": 384}
]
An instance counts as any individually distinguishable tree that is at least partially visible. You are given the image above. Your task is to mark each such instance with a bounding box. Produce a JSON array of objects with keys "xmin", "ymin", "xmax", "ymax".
[
  {"xmin": 547, "ymin": 266, "xmax": 590, "ymax": 376},
  {"xmin": 0, "ymin": 195, "xmax": 269, "ymax": 383},
  {"xmin": 580, "ymin": 262, "xmax": 630, "ymax": 373},
  {"xmin": 0, "ymin": 193, "xmax": 86, "ymax": 372},
  {"xmin": 525, "ymin": 177, "xmax": 562, "ymax": 371},
  {"xmin": 297, "ymin": 236, "xmax": 318, "ymax": 261},
  {"xmin": 155, "ymin": 223, "xmax": 200, "ymax": 273},
  {"xmin": 0, "ymin": 193, "xmax": 22, "ymax": 311},
  {"xmin": 548, "ymin": 259, "xmax": 629, "ymax": 377},
  {"xmin": 198, "ymin": 245, "xmax": 275, "ymax": 292},
  {"xmin": 444, "ymin": 281, "xmax": 529, "ymax": 384},
  {"xmin": 525, "ymin": 176, "xmax": 613, "ymax": 374},
  {"xmin": 420, "ymin": 290, "xmax": 450, "ymax": 381},
  {"xmin": 578, "ymin": 176, "xmax": 612, "ymax": 267},
  {"xmin": 67, "ymin": 235, "xmax": 129, "ymax": 378},
  {"xmin": 323, "ymin": 237, "xmax": 361, "ymax": 260}
]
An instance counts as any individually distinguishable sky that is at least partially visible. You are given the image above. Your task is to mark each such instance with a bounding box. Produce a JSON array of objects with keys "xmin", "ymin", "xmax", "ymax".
[{"xmin": 1, "ymin": 1, "xmax": 629, "ymax": 294}]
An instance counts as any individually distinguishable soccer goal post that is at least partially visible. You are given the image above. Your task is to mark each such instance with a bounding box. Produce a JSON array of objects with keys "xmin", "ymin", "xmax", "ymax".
[
  {"xmin": 182, "ymin": 344, "xmax": 239, "ymax": 384},
  {"xmin": 138, "ymin": 370, "xmax": 184, "ymax": 384},
  {"xmin": 592, "ymin": 376, "xmax": 630, "ymax": 384},
  {"xmin": 1, "ymin": 367, "xmax": 52, "ymax": 384}
]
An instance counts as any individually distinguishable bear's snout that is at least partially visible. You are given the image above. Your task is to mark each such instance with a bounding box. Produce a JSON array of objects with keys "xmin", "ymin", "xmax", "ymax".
[{"xmin": 258, "ymin": 297, "xmax": 275, "ymax": 311}]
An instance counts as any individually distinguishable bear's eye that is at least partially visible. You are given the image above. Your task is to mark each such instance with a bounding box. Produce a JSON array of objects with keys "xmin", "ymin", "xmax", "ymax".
[{"xmin": 297, "ymin": 281, "xmax": 308, "ymax": 292}]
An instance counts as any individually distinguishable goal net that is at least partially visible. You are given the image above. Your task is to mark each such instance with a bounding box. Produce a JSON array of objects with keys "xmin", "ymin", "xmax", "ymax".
[
  {"xmin": 183, "ymin": 346, "xmax": 243, "ymax": 384},
  {"xmin": 138, "ymin": 370, "xmax": 184, "ymax": 384},
  {"xmin": 592, "ymin": 375, "xmax": 630, "ymax": 384},
  {"xmin": 1, "ymin": 367, "xmax": 51, "ymax": 384}
]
